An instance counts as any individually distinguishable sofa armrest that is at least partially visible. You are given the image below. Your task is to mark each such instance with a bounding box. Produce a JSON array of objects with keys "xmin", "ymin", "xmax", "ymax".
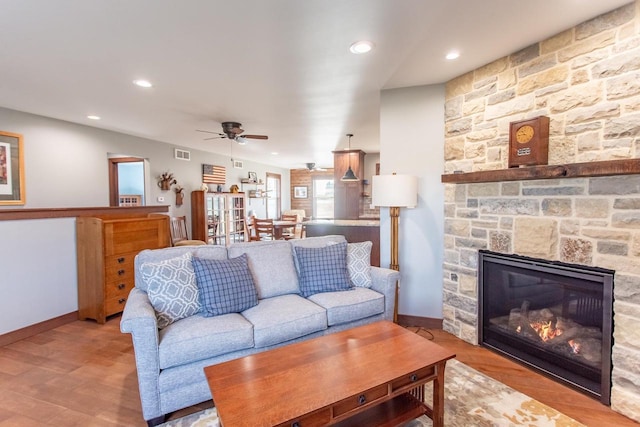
[
  {"xmin": 369, "ymin": 266, "xmax": 400, "ymax": 321},
  {"xmin": 120, "ymin": 288, "xmax": 163, "ymax": 421}
]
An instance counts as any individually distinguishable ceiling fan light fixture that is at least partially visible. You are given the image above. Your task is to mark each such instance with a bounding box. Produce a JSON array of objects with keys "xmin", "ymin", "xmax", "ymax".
[{"xmin": 349, "ymin": 40, "xmax": 374, "ymax": 54}]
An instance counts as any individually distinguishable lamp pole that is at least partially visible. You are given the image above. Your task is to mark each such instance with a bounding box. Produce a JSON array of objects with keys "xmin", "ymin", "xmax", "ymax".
[{"xmin": 389, "ymin": 206, "xmax": 401, "ymax": 323}]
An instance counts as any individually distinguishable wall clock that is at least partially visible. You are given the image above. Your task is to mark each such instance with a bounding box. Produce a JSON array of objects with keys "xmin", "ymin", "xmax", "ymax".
[{"xmin": 508, "ymin": 116, "xmax": 550, "ymax": 168}]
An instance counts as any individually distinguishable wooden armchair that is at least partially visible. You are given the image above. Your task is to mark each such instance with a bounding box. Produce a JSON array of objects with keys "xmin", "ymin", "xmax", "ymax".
[{"xmin": 169, "ymin": 216, "xmax": 207, "ymax": 246}]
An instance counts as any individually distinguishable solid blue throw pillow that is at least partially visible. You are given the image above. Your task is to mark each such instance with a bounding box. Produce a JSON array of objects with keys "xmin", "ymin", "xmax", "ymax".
[
  {"xmin": 294, "ymin": 241, "xmax": 353, "ymax": 297},
  {"xmin": 192, "ymin": 253, "xmax": 258, "ymax": 316}
]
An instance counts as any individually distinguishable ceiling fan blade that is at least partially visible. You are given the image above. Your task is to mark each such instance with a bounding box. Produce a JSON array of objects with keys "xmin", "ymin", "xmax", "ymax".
[
  {"xmin": 204, "ymin": 136, "xmax": 226, "ymax": 140},
  {"xmin": 242, "ymin": 134, "xmax": 268, "ymax": 140},
  {"xmin": 196, "ymin": 129, "xmax": 223, "ymax": 135}
]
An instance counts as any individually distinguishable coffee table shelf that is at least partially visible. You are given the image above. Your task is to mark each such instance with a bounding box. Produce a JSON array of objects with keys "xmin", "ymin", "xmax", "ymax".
[{"xmin": 332, "ymin": 392, "xmax": 427, "ymax": 427}]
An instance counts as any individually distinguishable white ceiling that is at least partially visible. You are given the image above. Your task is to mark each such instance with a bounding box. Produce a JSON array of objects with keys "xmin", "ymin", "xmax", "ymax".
[{"xmin": 0, "ymin": 0, "xmax": 632, "ymax": 169}]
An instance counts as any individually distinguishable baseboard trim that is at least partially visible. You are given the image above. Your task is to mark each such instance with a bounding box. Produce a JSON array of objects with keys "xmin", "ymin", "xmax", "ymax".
[
  {"xmin": 0, "ymin": 311, "xmax": 78, "ymax": 347},
  {"xmin": 397, "ymin": 314, "xmax": 443, "ymax": 330}
]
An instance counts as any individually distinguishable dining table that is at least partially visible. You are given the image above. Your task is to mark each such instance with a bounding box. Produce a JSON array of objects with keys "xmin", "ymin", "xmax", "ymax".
[{"xmin": 272, "ymin": 220, "xmax": 298, "ymax": 240}]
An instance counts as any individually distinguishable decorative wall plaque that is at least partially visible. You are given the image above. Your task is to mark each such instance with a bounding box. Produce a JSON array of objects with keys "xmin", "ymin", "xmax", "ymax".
[{"xmin": 508, "ymin": 116, "xmax": 550, "ymax": 168}]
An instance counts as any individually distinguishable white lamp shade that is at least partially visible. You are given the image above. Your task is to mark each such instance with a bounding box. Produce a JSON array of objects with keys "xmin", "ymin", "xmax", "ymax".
[{"xmin": 372, "ymin": 174, "xmax": 418, "ymax": 208}]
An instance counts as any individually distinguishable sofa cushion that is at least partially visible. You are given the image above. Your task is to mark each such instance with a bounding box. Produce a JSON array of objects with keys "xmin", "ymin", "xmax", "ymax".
[
  {"xmin": 140, "ymin": 252, "xmax": 200, "ymax": 329},
  {"xmin": 136, "ymin": 245, "xmax": 228, "ymax": 293},
  {"xmin": 192, "ymin": 254, "xmax": 258, "ymax": 316},
  {"xmin": 228, "ymin": 240, "xmax": 299, "ymax": 299},
  {"xmin": 294, "ymin": 241, "xmax": 353, "ymax": 297},
  {"xmin": 241, "ymin": 294, "xmax": 327, "ymax": 347},
  {"xmin": 307, "ymin": 287, "xmax": 384, "ymax": 326},
  {"xmin": 290, "ymin": 235, "xmax": 346, "ymax": 273},
  {"xmin": 158, "ymin": 313, "xmax": 254, "ymax": 369},
  {"xmin": 347, "ymin": 241, "xmax": 373, "ymax": 288}
]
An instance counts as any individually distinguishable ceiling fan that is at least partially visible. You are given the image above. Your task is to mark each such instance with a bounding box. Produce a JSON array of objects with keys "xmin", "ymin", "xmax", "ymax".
[
  {"xmin": 304, "ymin": 163, "xmax": 327, "ymax": 171},
  {"xmin": 197, "ymin": 121, "xmax": 268, "ymax": 144}
]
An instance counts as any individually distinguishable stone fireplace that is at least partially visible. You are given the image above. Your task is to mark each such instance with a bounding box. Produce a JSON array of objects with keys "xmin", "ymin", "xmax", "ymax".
[
  {"xmin": 441, "ymin": 2, "xmax": 640, "ymax": 421},
  {"xmin": 442, "ymin": 174, "xmax": 640, "ymax": 420}
]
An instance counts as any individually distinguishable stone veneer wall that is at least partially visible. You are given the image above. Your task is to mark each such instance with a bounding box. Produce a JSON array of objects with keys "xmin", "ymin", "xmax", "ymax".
[{"xmin": 442, "ymin": 2, "xmax": 640, "ymax": 421}]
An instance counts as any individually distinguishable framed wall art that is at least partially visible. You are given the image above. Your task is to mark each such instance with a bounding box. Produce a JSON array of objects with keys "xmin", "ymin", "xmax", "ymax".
[
  {"xmin": 293, "ymin": 186, "xmax": 307, "ymax": 199},
  {"xmin": 0, "ymin": 131, "xmax": 25, "ymax": 205}
]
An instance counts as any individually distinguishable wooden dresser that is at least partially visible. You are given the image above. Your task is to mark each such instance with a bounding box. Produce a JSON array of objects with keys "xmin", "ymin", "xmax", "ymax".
[{"xmin": 76, "ymin": 215, "xmax": 170, "ymax": 323}]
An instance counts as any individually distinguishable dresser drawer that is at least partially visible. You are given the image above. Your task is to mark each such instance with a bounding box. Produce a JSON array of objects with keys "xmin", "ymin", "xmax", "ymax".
[
  {"xmin": 104, "ymin": 253, "xmax": 136, "ymax": 269},
  {"xmin": 105, "ymin": 263, "xmax": 135, "ymax": 283},
  {"xmin": 390, "ymin": 366, "xmax": 435, "ymax": 392},
  {"xmin": 275, "ymin": 408, "xmax": 331, "ymax": 427},
  {"xmin": 332, "ymin": 384, "xmax": 388, "ymax": 417},
  {"xmin": 104, "ymin": 218, "xmax": 169, "ymax": 255},
  {"xmin": 105, "ymin": 295, "xmax": 129, "ymax": 316},
  {"xmin": 105, "ymin": 280, "xmax": 133, "ymax": 299}
]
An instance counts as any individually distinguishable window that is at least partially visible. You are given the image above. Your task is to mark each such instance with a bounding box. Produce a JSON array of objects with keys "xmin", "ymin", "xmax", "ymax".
[
  {"xmin": 266, "ymin": 172, "xmax": 281, "ymax": 219},
  {"xmin": 313, "ymin": 178, "xmax": 334, "ymax": 219}
]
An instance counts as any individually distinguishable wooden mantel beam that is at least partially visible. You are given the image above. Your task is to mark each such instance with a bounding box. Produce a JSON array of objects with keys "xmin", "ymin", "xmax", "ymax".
[{"xmin": 441, "ymin": 159, "xmax": 640, "ymax": 184}]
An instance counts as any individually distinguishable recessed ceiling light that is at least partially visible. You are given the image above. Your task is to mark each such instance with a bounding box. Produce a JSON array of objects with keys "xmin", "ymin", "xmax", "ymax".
[
  {"xmin": 349, "ymin": 41, "xmax": 374, "ymax": 54},
  {"xmin": 446, "ymin": 51, "xmax": 460, "ymax": 60},
  {"xmin": 271, "ymin": 152, "xmax": 279, "ymax": 155},
  {"xmin": 133, "ymin": 79, "xmax": 153, "ymax": 88},
  {"xmin": 87, "ymin": 115, "xmax": 101, "ymax": 120}
]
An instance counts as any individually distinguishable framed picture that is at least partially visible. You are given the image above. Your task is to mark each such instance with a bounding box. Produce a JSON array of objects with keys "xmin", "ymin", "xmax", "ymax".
[
  {"xmin": 294, "ymin": 186, "xmax": 307, "ymax": 199},
  {"xmin": 0, "ymin": 131, "xmax": 25, "ymax": 205},
  {"xmin": 248, "ymin": 171, "xmax": 257, "ymax": 182}
]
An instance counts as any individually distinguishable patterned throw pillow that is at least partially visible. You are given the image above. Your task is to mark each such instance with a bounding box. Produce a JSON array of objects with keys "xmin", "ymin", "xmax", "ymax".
[
  {"xmin": 192, "ymin": 253, "xmax": 258, "ymax": 317},
  {"xmin": 294, "ymin": 241, "xmax": 353, "ymax": 297},
  {"xmin": 347, "ymin": 241, "xmax": 373, "ymax": 288},
  {"xmin": 140, "ymin": 252, "xmax": 200, "ymax": 329}
]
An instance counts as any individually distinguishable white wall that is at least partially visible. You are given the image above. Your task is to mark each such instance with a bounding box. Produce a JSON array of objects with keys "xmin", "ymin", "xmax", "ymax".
[
  {"xmin": 380, "ymin": 84, "xmax": 445, "ymax": 319},
  {"xmin": 0, "ymin": 107, "xmax": 289, "ymax": 334}
]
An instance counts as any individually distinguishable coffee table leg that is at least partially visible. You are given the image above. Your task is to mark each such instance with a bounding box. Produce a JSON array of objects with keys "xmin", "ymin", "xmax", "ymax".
[{"xmin": 432, "ymin": 362, "xmax": 446, "ymax": 427}]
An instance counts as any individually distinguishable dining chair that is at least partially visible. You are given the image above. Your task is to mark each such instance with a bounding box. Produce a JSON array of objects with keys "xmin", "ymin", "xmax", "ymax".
[
  {"xmin": 253, "ymin": 218, "xmax": 275, "ymax": 241},
  {"xmin": 279, "ymin": 214, "xmax": 298, "ymax": 240},
  {"xmin": 246, "ymin": 215, "xmax": 260, "ymax": 242},
  {"xmin": 169, "ymin": 216, "xmax": 207, "ymax": 246}
]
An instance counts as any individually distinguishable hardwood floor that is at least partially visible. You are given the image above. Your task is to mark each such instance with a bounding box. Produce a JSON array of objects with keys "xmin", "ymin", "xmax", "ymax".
[{"xmin": 0, "ymin": 318, "xmax": 637, "ymax": 426}]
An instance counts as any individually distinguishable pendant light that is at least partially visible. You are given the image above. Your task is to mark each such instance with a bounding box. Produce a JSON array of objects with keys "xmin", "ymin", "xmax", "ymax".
[{"xmin": 341, "ymin": 133, "xmax": 359, "ymax": 181}]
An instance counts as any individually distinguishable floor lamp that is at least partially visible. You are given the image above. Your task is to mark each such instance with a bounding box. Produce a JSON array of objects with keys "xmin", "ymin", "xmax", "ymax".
[{"xmin": 372, "ymin": 173, "xmax": 418, "ymax": 323}]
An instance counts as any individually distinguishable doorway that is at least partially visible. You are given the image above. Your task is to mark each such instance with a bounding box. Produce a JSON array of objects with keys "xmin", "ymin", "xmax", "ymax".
[{"xmin": 108, "ymin": 156, "xmax": 147, "ymax": 206}]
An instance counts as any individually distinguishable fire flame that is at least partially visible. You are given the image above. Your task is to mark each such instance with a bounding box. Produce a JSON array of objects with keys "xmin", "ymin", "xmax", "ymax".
[{"xmin": 529, "ymin": 320, "xmax": 563, "ymax": 342}]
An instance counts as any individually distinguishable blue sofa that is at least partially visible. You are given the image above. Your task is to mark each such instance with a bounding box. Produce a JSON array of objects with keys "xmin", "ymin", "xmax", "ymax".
[{"xmin": 120, "ymin": 235, "xmax": 399, "ymax": 426}]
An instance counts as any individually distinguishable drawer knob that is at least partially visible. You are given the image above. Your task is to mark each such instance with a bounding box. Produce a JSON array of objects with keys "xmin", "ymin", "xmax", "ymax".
[
  {"xmin": 118, "ymin": 298, "xmax": 126, "ymax": 304},
  {"xmin": 411, "ymin": 374, "xmax": 418, "ymax": 382},
  {"xmin": 118, "ymin": 269, "xmax": 125, "ymax": 275},
  {"xmin": 358, "ymin": 394, "xmax": 366, "ymax": 405},
  {"xmin": 291, "ymin": 423, "xmax": 300, "ymax": 427},
  {"xmin": 118, "ymin": 283, "xmax": 126, "ymax": 290},
  {"xmin": 117, "ymin": 257, "xmax": 125, "ymax": 263}
]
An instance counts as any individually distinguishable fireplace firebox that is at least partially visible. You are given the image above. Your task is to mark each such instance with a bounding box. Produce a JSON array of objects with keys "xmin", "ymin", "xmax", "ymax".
[{"xmin": 478, "ymin": 250, "xmax": 614, "ymax": 404}]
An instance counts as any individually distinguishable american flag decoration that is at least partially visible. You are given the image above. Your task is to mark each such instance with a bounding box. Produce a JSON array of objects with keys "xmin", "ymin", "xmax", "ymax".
[{"xmin": 202, "ymin": 164, "xmax": 226, "ymax": 184}]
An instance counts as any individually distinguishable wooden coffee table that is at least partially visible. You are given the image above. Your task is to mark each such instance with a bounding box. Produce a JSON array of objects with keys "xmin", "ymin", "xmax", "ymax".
[{"xmin": 204, "ymin": 321, "xmax": 455, "ymax": 427}]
